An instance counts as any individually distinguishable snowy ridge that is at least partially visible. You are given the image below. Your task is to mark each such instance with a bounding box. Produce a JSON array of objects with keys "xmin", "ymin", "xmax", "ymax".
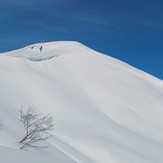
[{"xmin": 0, "ymin": 41, "xmax": 163, "ymax": 163}]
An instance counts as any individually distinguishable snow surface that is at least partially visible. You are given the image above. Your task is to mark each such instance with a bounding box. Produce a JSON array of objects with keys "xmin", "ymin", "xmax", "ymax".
[{"xmin": 0, "ymin": 41, "xmax": 163, "ymax": 163}]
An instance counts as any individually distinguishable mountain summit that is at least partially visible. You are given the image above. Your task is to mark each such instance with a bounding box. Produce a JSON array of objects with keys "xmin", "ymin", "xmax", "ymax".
[{"xmin": 0, "ymin": 41, "xmax": 163, "ymax": 163}]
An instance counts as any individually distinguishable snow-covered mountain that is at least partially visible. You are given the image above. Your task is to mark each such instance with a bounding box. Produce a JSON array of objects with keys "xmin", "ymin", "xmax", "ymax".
[{"xmin": 0, "ymin": 41, "xmax": 163, "ymax": 163}]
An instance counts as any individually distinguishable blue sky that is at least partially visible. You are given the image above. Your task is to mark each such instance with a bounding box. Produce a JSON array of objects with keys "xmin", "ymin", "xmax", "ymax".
[{"xmin": 0, "ymin": 0, "xmax": 163, "ymax": 79}]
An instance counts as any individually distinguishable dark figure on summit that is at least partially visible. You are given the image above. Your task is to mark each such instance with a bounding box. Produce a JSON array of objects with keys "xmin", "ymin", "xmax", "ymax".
[{"xmin": 39, "ymin": 46, "xmax": 43, "ymax": 52}]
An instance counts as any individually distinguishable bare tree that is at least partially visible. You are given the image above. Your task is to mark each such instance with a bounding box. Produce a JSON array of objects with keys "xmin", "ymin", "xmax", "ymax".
[{"xmin": 19, "ymin": 107, "xmax": 54, "ymax": 150}]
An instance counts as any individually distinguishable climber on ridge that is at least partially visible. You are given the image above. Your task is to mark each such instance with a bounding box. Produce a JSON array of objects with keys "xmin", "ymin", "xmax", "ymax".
[{"xmin": 39, "ymin": 46, "xmax": 43, "ymax": 52}]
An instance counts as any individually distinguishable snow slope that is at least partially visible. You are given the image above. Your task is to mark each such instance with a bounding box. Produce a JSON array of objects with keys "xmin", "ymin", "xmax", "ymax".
[{"xmin": 0, "ymin": 41, "xmax": 163, "ymax": 163}]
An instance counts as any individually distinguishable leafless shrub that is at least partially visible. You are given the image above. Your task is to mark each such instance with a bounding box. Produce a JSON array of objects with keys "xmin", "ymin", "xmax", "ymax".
[{"xmin": 19, "ymin": 107, "xmax": 54, "ymax": 150}]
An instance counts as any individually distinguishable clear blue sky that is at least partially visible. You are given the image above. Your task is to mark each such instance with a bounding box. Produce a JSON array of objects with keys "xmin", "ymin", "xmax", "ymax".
[{"xmin": 0, "ymin": 0, "xmax": 163, "ymax": 79}]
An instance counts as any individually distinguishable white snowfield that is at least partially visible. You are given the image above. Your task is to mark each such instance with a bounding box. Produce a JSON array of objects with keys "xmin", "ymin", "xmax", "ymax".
[{"xmin": 0, "ymin": 41, "xmax": 163, "ymax": 163}]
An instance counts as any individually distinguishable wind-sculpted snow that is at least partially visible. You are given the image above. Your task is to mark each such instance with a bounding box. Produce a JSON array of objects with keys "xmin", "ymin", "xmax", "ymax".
[{"xmin": 0, "ymin": 41, "xmax": 163, "ymax": 163}]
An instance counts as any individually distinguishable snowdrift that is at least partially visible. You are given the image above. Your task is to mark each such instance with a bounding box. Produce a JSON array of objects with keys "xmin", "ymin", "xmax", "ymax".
[{"xmin": 0, "ymin": 41, "xmax": 163, "ymax": 163}]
